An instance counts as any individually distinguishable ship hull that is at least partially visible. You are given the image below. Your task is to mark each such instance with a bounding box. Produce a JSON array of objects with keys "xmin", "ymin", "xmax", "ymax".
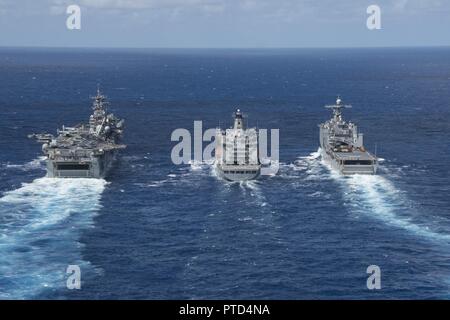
[
  {"xmin": 46, "ymin": 150, "xmax": 117, "ymax": 179},
  {"xmin": 215, "ymin": 164, "xmax": 260, "ymax": 181},
  {"xmin": 320, "ymin": 148, "xmax": 377, "ymax": 175}
]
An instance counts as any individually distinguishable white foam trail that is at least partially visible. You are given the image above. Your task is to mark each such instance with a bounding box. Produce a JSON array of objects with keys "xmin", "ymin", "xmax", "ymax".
[
  {"xmin": 188, "ymin": 160, "xmax": 204, "ymax": 171},
  {"xmin": 0, "ymin": 177, "xmax": 106, "ymax": 299},
  {"xmin": 342, "ymin": 175, "xmax": 450, "ymax": 241},
  {"xmin": 238, "ymin": 180, "xmax": 267, "ymax": 207},
  {"xmin": 315, "ymin": 155, "xmax": 450, "ymax": 243},
  {"xmin": 209, "ymin": 164, "xmax": 218, "ymax": 178},
  {"xmin": 5, "ymin": 157, "xmax": 46, "ymax": 171},
  {"xmin": 301, "ymin": 150, "xmax": 321, "ymax": 161},
  {"xmin": 294, "ymin": 149, "xmax": 329, "ymax": 181},
  {"xmin": 189, "ymin": 159, "xmax": 214, "ymax": 171}
]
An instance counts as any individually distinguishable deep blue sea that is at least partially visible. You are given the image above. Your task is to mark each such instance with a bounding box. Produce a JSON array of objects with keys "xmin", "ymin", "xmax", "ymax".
[{"xmin": 0, "ymin": 47, "xmax": 450, "ymax": 299}]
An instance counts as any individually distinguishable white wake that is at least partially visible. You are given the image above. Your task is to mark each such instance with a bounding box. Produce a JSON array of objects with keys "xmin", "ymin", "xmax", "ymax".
[
  {"xmin": 4, "ymin": 157, "xmax": 46, "ymax": 171},
  {"xmin": 0, "ymin": 177, "xmax": 106, "ymax": 299},
  {"xmin": 339, "ymin": 174, "xmax": 450, "ymax": 242},
  {"xmin": 292, "ymin": 148, "xmax": 450, "ymax": 242}
]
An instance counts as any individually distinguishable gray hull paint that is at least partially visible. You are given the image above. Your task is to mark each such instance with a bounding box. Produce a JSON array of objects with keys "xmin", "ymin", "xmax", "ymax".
[
  {"xmin": 215, "ymin": 165, "xmax": 261, "ymax": 181},
  {"xmin": 319, "ymin": 97, "xmax": 378, "ymax": 175},
  {"xmin": 215, "ymin": 109, "xmax": 261, "ymax": 181},
  {"xmin": 30, "ymin": 89, "xmax": 125, "ymax": 179},
  {"xmin": 320, "ymin": 148, "xmax": 377, "ymax": 175},
  {"xmin": 46, "ymin": 150, "xmax": 117, "ymax": 178}
]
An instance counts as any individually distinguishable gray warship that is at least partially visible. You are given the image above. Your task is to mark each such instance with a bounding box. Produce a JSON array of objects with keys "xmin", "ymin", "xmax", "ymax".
[
  {"xmin": 215, "ymin": 109, "xmax": 261, "ymax": 181},
  {"xmin": 29, "ymin": 89, "xmax": 125, "ymax": 178},
  {"xmin": 319, "ymin": 97, "xmax": 378, "ymax": 175}
]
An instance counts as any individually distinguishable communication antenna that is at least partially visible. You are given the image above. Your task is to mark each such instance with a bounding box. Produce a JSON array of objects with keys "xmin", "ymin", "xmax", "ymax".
[{"xmin": 325, "ymin": 96, "xmax": 352, "ymax": 119}]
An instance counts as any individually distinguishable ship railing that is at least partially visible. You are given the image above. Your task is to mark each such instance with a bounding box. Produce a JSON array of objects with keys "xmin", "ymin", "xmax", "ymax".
[
  {"xmin": 341, "ymin": 165, "xmax": 376, "ymax": 175},
  {"xmin": 56, "ymin": 149, "xmax": 92, "ymax": 154},
  {"xmin": 53, "ymin": 149, "xmax": 93, "ymax": 157},
  {"xmin": 53, "ymin": 155, "xmax": 92, "ymax": 162},
  {"xmin": 333, "ymin": 131, "xmax": 351, "ymax": 137}
]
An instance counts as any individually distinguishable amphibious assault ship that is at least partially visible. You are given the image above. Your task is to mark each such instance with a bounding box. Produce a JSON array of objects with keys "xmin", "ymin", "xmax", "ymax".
[
  {"xmin": 29, "ymin": 89, "xmax": 125, "ymax": 178},
  {"xmin": 319, "ymin": 97, "xmax": 378, "ymax": 175},
  {"xmin": 215, "ymin": 109, "xmax": 261, "ymax": 181}
]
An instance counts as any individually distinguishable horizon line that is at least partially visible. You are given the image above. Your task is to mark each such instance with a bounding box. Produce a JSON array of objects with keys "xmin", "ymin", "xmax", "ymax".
[{"xmin": 1, "ymin": 44, "xmax": 450, "ymax": 50}]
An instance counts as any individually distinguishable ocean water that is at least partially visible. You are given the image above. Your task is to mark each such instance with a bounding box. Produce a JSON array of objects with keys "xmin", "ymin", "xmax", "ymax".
[{"xmin": 0, "ymin": 47, "xmax": 450, "ymax": 299}]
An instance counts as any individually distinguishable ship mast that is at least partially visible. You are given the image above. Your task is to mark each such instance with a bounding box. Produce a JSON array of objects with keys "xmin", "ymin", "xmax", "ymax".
[
  {"xmin": 233, "ymin": 109, "xmax": 245, "ymax": 130},
  {"xmin": 325, "ymin": 96, "xmax": 351, "ymax": 122},
  {"xmin": 92, "ymin": 87, "xmax": 108, "ymax": 112},
  {"xmin": 89, "ymin": 88, "xmax": 109, "ymax": 135}
]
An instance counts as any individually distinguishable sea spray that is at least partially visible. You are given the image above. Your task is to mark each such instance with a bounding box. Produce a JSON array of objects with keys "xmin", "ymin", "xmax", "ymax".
[
  {"xmin": 340, "ymin": 174, "xmax": 450, "ymax": 242},
  {"xmin": 298, "ymin": 149, "xmax": 450, "ymax": 243},
  {"xmin": 0, "ymin": 178, "xmax": 107, "ymax": 299}
]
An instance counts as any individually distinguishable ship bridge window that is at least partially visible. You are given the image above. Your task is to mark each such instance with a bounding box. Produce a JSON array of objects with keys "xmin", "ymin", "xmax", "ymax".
[
  {"xmin": 57, "ymin": 164, "xmax": 90, "ymax": 170},
  {"xmin": 344, "ymin": 160, "xmax": 373, "ymax": 165}
]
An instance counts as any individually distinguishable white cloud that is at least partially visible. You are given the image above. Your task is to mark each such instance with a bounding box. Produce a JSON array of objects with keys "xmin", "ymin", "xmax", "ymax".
[
  {"xmin": 50, "ymin": 0, "xmax": 224, "ymax": 11},
  {"xmin": 393, "ymin": 0, "xmax": 409, "ymax": 12},
  {"xmin": 2, "ymin": 0, "xmax": 450, "ymax": 21},
  {"xmin": 49, "ymin": 5, "xmax": 65, "ymax": 15},
  {"xmin": 44, "ymin": 0, "xmax": 228, "ymax": 18}
]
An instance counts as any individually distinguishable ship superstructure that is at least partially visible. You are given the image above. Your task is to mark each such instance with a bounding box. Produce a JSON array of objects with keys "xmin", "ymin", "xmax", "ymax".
[
  {"xmin": 29, "ymin": 89, "xmax": 125, "ymax": 178},
  {"xmin": 319, "ymin": 97, "xmax": 378, "ymax": 175},
  {"xmin": 215, "ymin": 109, "xmax": 261, "ymax": 181}
]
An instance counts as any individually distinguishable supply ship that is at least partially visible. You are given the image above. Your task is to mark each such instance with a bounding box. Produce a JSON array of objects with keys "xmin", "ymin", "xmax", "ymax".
[{"xmin": 215, "ymin": 109, "xmax": 260, "ymax": 181}]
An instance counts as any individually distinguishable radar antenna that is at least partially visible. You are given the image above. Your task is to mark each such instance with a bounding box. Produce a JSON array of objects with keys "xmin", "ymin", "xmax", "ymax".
[
  {"xmin": 233, "ymin": 108, "xmax": 246, "ymax": 130},
  {"xmin": 325, "ymin": 96, "xmax": 352, "ymax": 120},
  {"xmin": 91, "ymin": 86, "xmax": 109, "ymax": 112},
  {"xmin": 233, "ymin": 108, "xmax": 245, "ymax": 119}
]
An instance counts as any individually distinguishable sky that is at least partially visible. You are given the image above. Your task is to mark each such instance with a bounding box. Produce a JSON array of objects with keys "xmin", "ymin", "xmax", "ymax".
[{"xmin": 0, "ymin": 0, "xmax": 449, "ymax": 48}]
